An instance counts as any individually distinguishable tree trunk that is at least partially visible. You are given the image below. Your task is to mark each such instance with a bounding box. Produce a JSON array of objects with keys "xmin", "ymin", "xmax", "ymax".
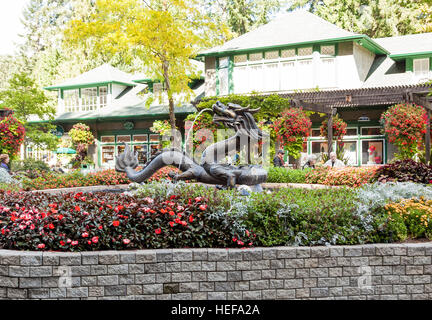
[{"xmin": 162, "ymin": 60, "xmax": 176, "ymax": 130}]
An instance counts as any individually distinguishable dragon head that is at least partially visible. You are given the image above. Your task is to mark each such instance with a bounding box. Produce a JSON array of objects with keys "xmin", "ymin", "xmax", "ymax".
[{"xmin": 211, "ymin": 101, "xmax": 266, "ymax": 140}]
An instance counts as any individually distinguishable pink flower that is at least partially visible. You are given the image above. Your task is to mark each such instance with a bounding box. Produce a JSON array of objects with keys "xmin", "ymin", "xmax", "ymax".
[
  {"xmin": 123, "ymin": 239, "xmax": 130, "ymax": 245},
  {"xmin": 82, "ymin": 232, "xmax": 89, "ymax": 238},
  {"xmin": 92, "ymin": 236, "xmax": 99, "ymax": 244},
  {"xmin": 37, "ymin": 244, "xmax": 45, "ymax": 249}
]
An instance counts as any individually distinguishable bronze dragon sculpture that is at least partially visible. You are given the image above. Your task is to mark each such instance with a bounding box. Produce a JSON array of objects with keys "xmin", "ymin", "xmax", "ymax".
[{"xmin": 115, "ymin": 101, "xmax": 268, "ymax": 188}]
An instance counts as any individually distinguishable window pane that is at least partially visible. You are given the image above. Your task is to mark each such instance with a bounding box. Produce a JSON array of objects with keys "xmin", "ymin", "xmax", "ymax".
[
  {"xmin": 233, "ymin": 66, "xmax": 248, "ymax": 94},
  {"xmin": 298, "ymin": 60, "xmax": 313, "ymax": 88},
  {"xmin": 150, "ymin": 144, "xmax": 161, "ymax": 156},
  {"xmin": 99, "ymin": 87, "xmax": 108, "ymax": 108},
  {"xmin": 321, "ymin": 45, "xmax": 335, "ymax": 55},
  {"xmin": 414, "ymin": 58, "xmax": 430, "ymax": 77},
  {"xmin": 117, "ymin": 135, "xmax": 131, "ymax": 143},
  {"xmin": 101, "ymin": 136, "xmax": 115, "ymax": 143},
  {"xmin": 149, "ymin": 134, "xmax": 159, "ymax": 142},
  {"xmin": 64, "ymin": 89, "xmax": 79, "ymax": 112},
  {"xmin": 346, "ymin": 128, "xmax": 357, "ymax": 136},
  {"xmin": 341, "ymin": 141, "xmax": 357, "ymax": 166},
  {"xmin": 319, "ymin": 58, "xmax": 336, "ymax": 87},
  {"xmin": 311, "ymin": 129, "xmax": 322, "ymax": 137},
  {"xmin": 81, "ymin": 88, "xmax": 98, "ymax": 111},
  {"xmin": 361, "ymin": 127, "xmax": 381, "ymax": 136},
  {"xmin": 311, "ymin": 141, "xmax": 328, "ymax": 161},
  {"xmin": 249, "ymin": 52, "xmax": 262, "ymax": 62},
  {"xmin": 219, "ymin": 57, "xmax": 229, "ymax": 68},
  {"xmin": 218, "ymin": 68, "xmax": 229, "ymax": 95},
  {"xmin": 133, "ymin": 134, "xmax": 148, "ymax": 143},
  {"xmin": 134, "ymin": 145, "xmax": 148, "ymax": 164},
  {"xmin": 102, "ymin": 146, "xmax": 115, "ymax": 163},
  {"xmin": 281, "ymin": 49, "xmax": 295, "ymax": 58},
  {"xmin": 264, "ymin": 51, "xmax": 279, "ymax": 60},
  {"xmin": 362, "ymin": 140, "xmax": 383, "ymax": 165},
  {"xmin": 298, "ymin": 47, "xmax": 313, "ymax": 56},
  {"xmin": 249, "ymin": 65, "xmax": 263, "ymax": 91},
  {"xmin": 263, "ymin": 63, "xmax": 279, "ymax": 92},
  {"xmin": 280, "ymin": 62, "xmax": 296, "ymax": 90},
  {"xmin": 234, "ymin": 55, "xmax": 247, "ymax": 64}
]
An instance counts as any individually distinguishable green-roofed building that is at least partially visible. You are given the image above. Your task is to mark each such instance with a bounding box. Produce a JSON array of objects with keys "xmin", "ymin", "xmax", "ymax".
[
  {"xmin": 197, "ymin": 10, "xmax": 432, "ymax": 167},
  {"xmin": 36, "ymin": 63, "xmax": 203, "ymax": 169}
]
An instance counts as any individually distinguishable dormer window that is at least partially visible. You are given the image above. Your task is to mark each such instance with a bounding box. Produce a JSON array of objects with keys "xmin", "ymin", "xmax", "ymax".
[{"xmin": 413, "ymin": 58, "xmax": 430, "ymax": 79}]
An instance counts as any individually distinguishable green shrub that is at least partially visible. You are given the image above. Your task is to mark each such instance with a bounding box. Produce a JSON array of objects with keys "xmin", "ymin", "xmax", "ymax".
[
  {"xmin": 266, "ymin": 167, "xmax": 310, "ymax": 183},
  {"xmin": 11, "ymin": 158, "xmax": 50, "ymax": 179}
]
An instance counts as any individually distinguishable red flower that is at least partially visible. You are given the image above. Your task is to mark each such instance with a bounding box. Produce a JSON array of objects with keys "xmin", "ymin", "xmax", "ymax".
[
  {"xmin": 37, "ymin": 244, "xmax": 45, "ymax": 249},
  {"xmin": 82, "ymin": 232, "xmax": 89, "ymax": 238},
  {"xmin": 112, "ymin": 220, "xmax": 120, "ymax": 227},
  {"xmin": 71, "ymin": 241, "xmax": 78, "ymax": 246},
  {"xmin": 91, "ymin": 236, "xmax": 99, "ymax": 244},
  {"xmin": 189, "ymin": 215, "xmax": 194, "ymax": 223},
  {"xmin": 169, "ymin": 221, "xmax": 175, "ymax": 227},
  {"xmin": 123, "ymin": 239, "xmax": 130, "ymax": 245},
  {"xmin": 60, "ymin": 240, "xmax": 66, "ymax": 246},
  {"xmin": 58, "ymin": 214, "xmax": 64, "ymax": 220},
  {"xmin": 155, "ymin": 228, "xmax": 161, "ymax": 235},
  {"xmin": 75, "ymin": 206, "xmax": 81, "ymax": 212},
  {"xmin": 199, "ymin": 204, "xmax": 207, "ymax": 211},
  {"xmin": 48, "ymin": 224, "xmax": 55, "ymax": 230}
]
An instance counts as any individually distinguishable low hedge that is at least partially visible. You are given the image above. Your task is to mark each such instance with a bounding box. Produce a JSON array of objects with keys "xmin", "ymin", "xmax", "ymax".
[
  {"xmin": 266, "ymin": 167, "xmax": 310, "ymax": 183},
  {"xmin": 305, "ymin": 166, "xmax": 379, "ymax": 187}
]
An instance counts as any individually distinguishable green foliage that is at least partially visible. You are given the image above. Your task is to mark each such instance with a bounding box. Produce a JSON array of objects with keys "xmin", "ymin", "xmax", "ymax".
[
  {"xmin": 235, "ymin": 188, "xmax": 366, "ymax": 246},
  {"xmin": 289, "ymin": 0, "xmax": 428, "ymax": 37},
  {"xmin": 65, "ymin": 0, "xmax": 227, "ymax": 129},
  {"xmin": 11, "ymin": 158, "xmax": 50, "ymax": 179},
  {"xmin": 197, "ymin": 94, "xmax": 291, "ymax": 122},
  {"xmin": 266, "ymin": 167, "xmax": 310, "ymax": 183},
  {"xmin": 0, "ymin": 72, "xmax": 58, "ymax": 150},
  {"xmin": 203, "ymin": 0, "xmax": 286, "ymax": 36}
]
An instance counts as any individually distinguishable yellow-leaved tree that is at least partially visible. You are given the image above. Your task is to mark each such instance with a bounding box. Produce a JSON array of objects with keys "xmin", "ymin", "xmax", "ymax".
[{"xmin": 64, "ymin": 0, "xmax": 229, "ymax": 129}]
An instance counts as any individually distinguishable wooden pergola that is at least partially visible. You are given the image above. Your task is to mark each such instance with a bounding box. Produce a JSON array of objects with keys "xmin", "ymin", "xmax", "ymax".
[{"xmin": 278, "ymin": 84, "xmax": 432, "ymax": 164}]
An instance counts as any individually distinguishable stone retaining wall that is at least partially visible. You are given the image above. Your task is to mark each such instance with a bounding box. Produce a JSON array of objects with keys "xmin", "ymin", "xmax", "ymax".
[{"xmin": 1, "ymin": 243, "xmax": 432, "ymax": 300}]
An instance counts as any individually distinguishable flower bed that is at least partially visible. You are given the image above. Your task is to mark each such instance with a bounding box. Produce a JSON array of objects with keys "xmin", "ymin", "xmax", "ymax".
[
  {"xmin": 0, "ymin": 187, "xmax": 254, "ymax": 251},
  {"xmin": 305, "ymin": 166, "xmax": 379, "ymax": 187}
]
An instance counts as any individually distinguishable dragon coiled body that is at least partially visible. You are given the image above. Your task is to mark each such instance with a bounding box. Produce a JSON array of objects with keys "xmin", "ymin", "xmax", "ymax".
[{"xmin": 115, "ymin": 101, "xmax": 268, "ymax": 188}]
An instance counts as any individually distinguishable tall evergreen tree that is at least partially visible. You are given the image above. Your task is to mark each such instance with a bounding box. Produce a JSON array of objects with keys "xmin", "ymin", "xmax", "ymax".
[
  {"xmin": 203, "ymin": 0, "xmax": 287, "ymax": 36},
  {"xmin": 288, "ymin": 0, "xmax": 428, "ymax": 38}
]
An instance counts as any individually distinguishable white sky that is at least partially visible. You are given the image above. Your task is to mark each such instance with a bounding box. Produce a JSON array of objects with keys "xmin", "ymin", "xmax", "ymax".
[{"xmin": 0, "ymin": 0, "xmax": 30, "ymax": 55}]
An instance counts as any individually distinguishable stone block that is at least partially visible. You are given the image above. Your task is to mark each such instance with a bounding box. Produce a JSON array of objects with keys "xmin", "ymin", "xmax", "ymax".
[
  {"xmin": 98, "ymin": 252, "xmax": 120, "ymax": 265},
  {"xmin": 214, "ymin": 282, "xmax": 235, "ymax": 292},
  {"xmin": 104, "ymin": 285, "xmax": 127, "ymax": 296},
  {"xmin": 207, "ymin": 271, "xmax": 227, "ymax": 282},
  {"xmin": 163, "ymin": 283, "xmax": 179, "ymax": 294},
  {"xmin": 107, "ymin": 264, "xmax": 129, "ymax": 275},
  {"xmin": 81, "ymin": 252, "xmax": 99, "ymax": 265},
  {"xmin": 135, "ymin": 274, "xmax": 156, "ymax": 284},
  {"xmin": 136, "ymin": 251, "xmax": 157, "ymax": 264},
  {"xmin": 20, "ymin": 252, "xmax": 43, "ymax": 266},
  {"xmin": 67, "ymin": 287, "xmax": 88, "ymax": 298},
  {"xmin": 173, "ymin": 249, "xmax": 193, "ymax": 262},
  {"xmin": 119, "ymin": 252, "xmax": 136, "ymax": 264},
  {"xmin": 97, "ymin": 275, "xmax": 119, "ymax": 286},
  {"xmin": 19, "ymin": 277, "xmax": 41, "ymax": 288},
  {"xmin": 276, "ymin": 289, "xmax": 295, "ymax": 299}
]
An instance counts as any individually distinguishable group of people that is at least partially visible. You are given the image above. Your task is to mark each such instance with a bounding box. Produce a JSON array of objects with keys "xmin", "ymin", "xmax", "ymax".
[{"xmin": 273, "ymin": 150, "xmax": 345, "ymax": 169}]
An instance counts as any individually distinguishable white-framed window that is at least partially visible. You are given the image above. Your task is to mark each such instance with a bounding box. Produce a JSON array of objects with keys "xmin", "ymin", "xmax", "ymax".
[
  {"xmin": 249, "ymin": 64, "xmax": 263, "ymax": 91},
  {"xmin": 298, "ymin": 60, "xmax": 314, "ymax": 89},
  {"xmin": 413, "ymin": 58, "xmax": 430, "ymax": 79},
  {"xmin": 319, "ymin": 58, "xmax": 336, "ymax": 88},
  {"xmin": 64, "ymin": 89, "xmax": 79, "ymax": 112},
  {"xmin": 99, "ymin": 86, "xmax": 108, "ymax": 108},
  {"xmin": 218, "ymin": 57, "xmax": 229, "ymax": 95},
  {"xmin": 263, "ymin": 63, "xmax": 279, "ymax": 92},
  {"xmin": 81, "ymin": 87, "xmax": 98, "ymax": 111},
  {"xmin": 218, "ymin": 67, "xmax": 229, "ymax": 95},
  {"xmin": 233, "ymin": 66, "xmax": 248, "ymax": 94},
  {"xmin": 280, "ymin": 61, "xmax": 296, "ymax": 90}
]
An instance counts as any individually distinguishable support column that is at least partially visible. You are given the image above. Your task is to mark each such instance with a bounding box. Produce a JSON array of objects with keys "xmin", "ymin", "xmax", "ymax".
[
  {"xmin": 327, "ymin": 110, "xmax": 333, "ymax": 158},
  {"xmin": 426, "ymin": 110, "xmax": 431, "ymax": 165}
]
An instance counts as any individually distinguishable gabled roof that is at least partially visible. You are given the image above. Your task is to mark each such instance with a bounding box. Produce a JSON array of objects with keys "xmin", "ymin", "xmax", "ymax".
[
  {"xmin": 45, "ymin": 64, "xmax": 137, "ymax": 90},
  {"xmin": 199, "ymin": 10, "xmax": 389, "ymax": 56},
  {"xmin": 374, "ymin": 33, "xmax": 432, "ymax": 59}
]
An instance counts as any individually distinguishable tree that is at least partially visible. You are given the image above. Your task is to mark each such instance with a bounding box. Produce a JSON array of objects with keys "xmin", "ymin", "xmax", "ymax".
[
  {"xmin": 202, "ymin": 0, "xmax": 287, "ymax": 36},
  {"xmin": 65, "ymin": 0, "xmax": 226, "ymax": 130},
  {"xmin": 288, "ymin": 0, "xmax": 427, "ymax": 38},
  {"xmin": 0, "ymin": 72, "xmax": 58, "ymax": 154}
]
